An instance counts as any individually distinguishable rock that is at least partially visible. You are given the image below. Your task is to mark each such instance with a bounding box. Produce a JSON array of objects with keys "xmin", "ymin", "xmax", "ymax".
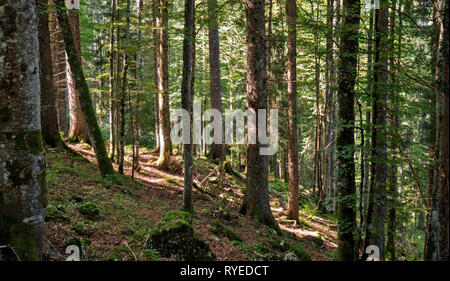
[
  {"xmin": 72, "ymin": 224, "xmax": 92, "ymax": 236},
  {"xmin": 284, "ymin": 252, "xmax": 300, "ymax": 261},
  {"xmin": 290, "ymin": 242, "xmax": 312, "ymax": 261},
  {"xmin": 77, "ymin": 202, "xmax": 100, "ymax": 220},
  {"xmin": 311, "ymin": 236, "xmax": 324, "ymax": 248},
  {"xmin": 148, "ymin": 211, "xmax": 216, "ymax": 261}
]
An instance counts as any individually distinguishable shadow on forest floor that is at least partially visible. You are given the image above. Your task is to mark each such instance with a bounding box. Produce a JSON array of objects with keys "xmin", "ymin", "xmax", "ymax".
[{"xmin": 42, "ymin": 143, "xmax": 337, "ymax": 261}]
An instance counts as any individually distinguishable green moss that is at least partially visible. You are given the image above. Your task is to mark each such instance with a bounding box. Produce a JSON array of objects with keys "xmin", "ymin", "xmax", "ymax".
[
  {"xmin": 72, "ymin": 224, "xmax": 92, "ymax": 236},
  {"xmin": 291, "ymin": 242, "xmax": 312, "ymax": 261},
  {"xmin": 0, "ymin": 106, "xmax": 11, "ymax": 122},
  {"xmin": 212, "ymin": 219, "xmax": 243, "ymax": 242},
  {"xmin": 9, "ymin": 223, "xmax": 39, "ymax": 261},
  {"xmin": 142, "ymin": 249, "xmax": 162, "ymax": 261},
  {"xmin": 45, "ymin": 204, "xmax": 67, "ymax": 221},
  {"xmin": 150, "ymin": 210, "xmax": 193, "ymax": 238},
  {"xmin": 14, "ymin": 130, "xmax": 44, "ymax": 155},
  {"xmin": 77, "ymin": 202, "xmax": 100, "ymax": 220}
]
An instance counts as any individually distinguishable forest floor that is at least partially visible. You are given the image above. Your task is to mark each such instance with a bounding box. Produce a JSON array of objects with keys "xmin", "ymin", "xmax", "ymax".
[{"xmin": 42, "ymin": 143, "xmax": 338, "ymax": 261}]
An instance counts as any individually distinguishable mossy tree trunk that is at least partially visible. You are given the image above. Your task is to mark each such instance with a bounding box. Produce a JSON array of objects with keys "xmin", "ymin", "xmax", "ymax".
[
  {"xmin": 55, "ymin": 0, "xmax": 115, "ymax": 177},
  {"xmin": 0, "ymin": 0, "xmax": 46, "ymax": 260},
  {"xmin": 336, "ymin": 0, "xmax": 360, "ymax": 261}
]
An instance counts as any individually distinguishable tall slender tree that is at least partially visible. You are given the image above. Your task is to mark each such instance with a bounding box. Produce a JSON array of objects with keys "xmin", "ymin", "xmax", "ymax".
[
  {"xmin": 156, "ymin": 0, "xmax": 172, "ymax": 170},
  {"xmin": 437, "ymin": 0, "xmax": 449, "ymax": 261},
  {"xmin": 67, "ymin": 5, "xmax": 90, "ymax": 143},
  {"xmin": 207, "ymin": 0, "xmax": 225, "ymax": 162},
  {"xmin": 181, "ymin": 0, "xmax": 195, "ymax": 212},
  {"xmin": 335, "ymin": 0, "xmax": 360, "ymax": 261},
  {"xmin": 38, "ymin": 0, "xmax": 64, "ymax": 147},
  {"xmin": 55, "ymin": 0, "xmax": 115, "ymax": 177},
  {"xmin": 286, "ymin": 0, "xmax": 299, "ymax": 223},
  {"xmin": 364, "ymin": 0, "xmax": 389, "ymax": 261}
]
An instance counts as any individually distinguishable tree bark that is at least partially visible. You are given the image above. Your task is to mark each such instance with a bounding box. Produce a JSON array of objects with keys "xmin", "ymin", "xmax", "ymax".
[
  {"xmin": 181, "ymin": 0, "xmax": 195, "ymax": 212},
  {"xmin": 207, "ymin": 0, "xmax": 224, "ymax": 162},
  {"xmin": 38, "ymin": 0, "xmax": 64, "ymax": 147},
  {"xmin": 156, "ymin": 0, "xmax": 172, "ymax": 170},
  {"xmin": 118, "ymin": 0, "xmax": 131, "ymax": 175},
  {"xmin": 55, "ymin": 0, "xmax": 115, "ymax": 177},
  {"xmin": 49, "ymin": 8, "xmax": 69, "ymax": 137},
  {"xmin": 239, "ymin": 0, "xmax": 278, "ymax": 230},
  {"xmin": 437, "ymin": 0, "xmax": 449, "ymax": 261},
  {"xmin": 286, "ymin": 0, "xmax": 299, "ymax": 223},
  {"xmin": 364, "ymin": 0, "xmax": 389, "ymax": 261},
  {"xmin": 0, "ymin": 0, "xmax": 46, "ymax": 260},
  {"xmin": 67, "ymin": 8, "xmax": 90, "ymax": 143},
  {"xmin": 336, "ymin": 0, "xmax": 360, "ymax": 261}
]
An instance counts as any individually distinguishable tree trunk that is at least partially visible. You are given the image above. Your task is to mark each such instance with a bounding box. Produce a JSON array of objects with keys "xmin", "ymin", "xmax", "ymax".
[
  {"xmin": 386, "ymin": 2, "xmax": 400, "ymax": 261},
  {"xmin": 364, "ymin": 0, "xmax": 389, "ymax": 261},
  {"xmin": 38, "ymin": 0, "xmax": 64, "ymax": 147},
  {"xmin": 118, "ymin": 0, "xmax": 130, "ymax": 175},
  {"xmin": 156, "ymin": 0, "xmax": 172, "ymax": 170},
  {"xmin": 336, "ymin": 0, "xmax": 360, "ymax": 261},
  {"xmin": 0, "ymin": 0, "xmax": 46, "ymax": 260},
  {"xmin": 67, "ymin": 8, "xmax": 90, "ymax": 143},
  {"xmin": 239, "ymin": 0, "xmax": 278, "ymax": 230},
  {"xmin": 207, "ymin": 0, "xmax": 225, "ymax": 162},
  {"xmin": 181, "ymin": 0, "xmax": 195, "ymax": 212},
  {"xmin": 55, "ymin": 0, "xmax": 115, "ymax": 177},
  {"xmin": 109, "ymin": 0, "xmax": 116, "ymax": 160},
  {"xmin": 437, "ymin": 0, "xmax": 449, "ymax": 261},
  {"xmin": 286, "ymin": 0, "xmax": 299, "ymax": 223},
  {"xmin": 134, "ymin": 0, "xmax": 143, "ymax": 170},
  {"xmin": 49, "ymin": 8, "xmax": 69, "ymax": 137}
]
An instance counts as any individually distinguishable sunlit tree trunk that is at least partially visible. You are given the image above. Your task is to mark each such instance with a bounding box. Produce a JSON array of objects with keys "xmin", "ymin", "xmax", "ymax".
[
  {"xmin": 156, "ymin": 0, "xmax": 172, "ymax": 170},
  {"xmin": 55, "ymin": 0, "xmax": 115, "ymax": 177},
  {"xmin": 67, "ymin": 7, "xmax": 90, "ymax": 143}
]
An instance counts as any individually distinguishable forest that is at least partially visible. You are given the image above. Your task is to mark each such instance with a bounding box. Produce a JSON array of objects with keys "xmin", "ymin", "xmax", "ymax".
[{"xmin": 0, "ymin": 0, "xmax": 448, "ymax": 262}]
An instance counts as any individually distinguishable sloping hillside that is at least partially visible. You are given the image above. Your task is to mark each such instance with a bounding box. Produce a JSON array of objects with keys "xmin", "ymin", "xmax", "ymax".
[{"xmin": 43, "ymin": 144, "xmax": 337, "ymax": 261}]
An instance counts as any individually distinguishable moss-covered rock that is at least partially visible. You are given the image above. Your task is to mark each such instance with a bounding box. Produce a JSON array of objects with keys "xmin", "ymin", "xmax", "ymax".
[
  {"xmin": 45, "ymin": 204, "xmax": 67, "ymax": 221},
  {"xmin": 148, "ymin": 211, "xmax": 215, "ymax": 261},
  {"xmin": 311, "ymin": 236, "xmax": 324, "ymax": 248},
  {"xmin": 211, "ymin": 219, "xmax": 243, "ymax": 242},
  {"xmin": 72, "ymin": 224, "xmax": 92, "ymax": 237},
  {"xmin": 77, "ymin": 202, "xmax": 100, "ymax": 220},
  {"xmin": 290, "ymin": 242, "xmax": 312, "ymax": 261}
]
